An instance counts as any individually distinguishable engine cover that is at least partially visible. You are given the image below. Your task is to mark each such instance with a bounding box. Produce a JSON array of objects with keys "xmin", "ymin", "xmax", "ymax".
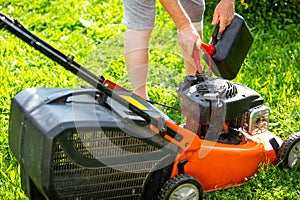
[{"xmin": 178, "ymin": 74, "xmax": 264, "ymax": 125}]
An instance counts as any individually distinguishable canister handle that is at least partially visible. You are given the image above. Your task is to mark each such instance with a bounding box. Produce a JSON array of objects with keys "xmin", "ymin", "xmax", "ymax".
[{"xmin": 211, "ymin": 23, "xmax": 223, "ymax": 45}]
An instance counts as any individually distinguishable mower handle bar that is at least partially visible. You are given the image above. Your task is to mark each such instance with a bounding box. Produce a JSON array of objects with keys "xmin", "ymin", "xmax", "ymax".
[{"xmin": 0, "ymin": 12, "xmax": 179, "ymax": 138}]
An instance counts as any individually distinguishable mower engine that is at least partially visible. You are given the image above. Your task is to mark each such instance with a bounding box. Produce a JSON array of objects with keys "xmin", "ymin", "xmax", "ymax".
[{"xmin": 178, "ymin": 73, "xmax": 270, "ymax": 144}]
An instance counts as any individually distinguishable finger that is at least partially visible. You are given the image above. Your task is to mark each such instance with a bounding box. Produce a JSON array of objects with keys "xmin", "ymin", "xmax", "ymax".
[
  {"xmin": 218, "ymin": 17, "xmax": 227, "ymax": 32},
  {"xmin": 219, "ymin": 22, "xmax": 225, "ymax": 33},
  {"xmin": 211, "ymin": 13, "xmax": 219, "ymax": 25},
  {"xmin": 195, "ymin": 37, "xmax": 202, "ymax": 50},
  {"xmin": 188, "ymin": 35, "xmax": 198, "ymax": 57}
]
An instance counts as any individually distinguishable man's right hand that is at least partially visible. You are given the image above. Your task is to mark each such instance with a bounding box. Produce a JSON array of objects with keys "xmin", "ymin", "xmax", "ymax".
[
  {"xmin": 177, "ymin": 23, "xmax": 201, "ymax": 57},
  {"xmin": 159, "ymin": 0, "xmax": 201, "ymax": 57},
  {"xmin": 212, "ymin": 0, "xmax": 235, "ymax": 33}
]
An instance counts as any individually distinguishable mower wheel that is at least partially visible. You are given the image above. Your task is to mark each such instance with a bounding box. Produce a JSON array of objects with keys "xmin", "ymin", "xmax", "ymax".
[
  {"xmin": 278, "ymin": 132, "xmax": 300, "ymax": 169},
  {"xmin": 158, "ymin": 174, "xmax": 203, "ymax": 200}
]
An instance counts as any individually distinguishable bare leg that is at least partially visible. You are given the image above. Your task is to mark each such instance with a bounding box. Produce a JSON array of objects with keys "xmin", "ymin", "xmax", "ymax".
[{"xmin": 124, "ymin": 29, "xmax": 152, "ymax": 99}]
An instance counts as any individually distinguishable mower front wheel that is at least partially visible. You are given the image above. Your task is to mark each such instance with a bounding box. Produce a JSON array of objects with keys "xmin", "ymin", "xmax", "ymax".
[
  {"xmin": 278, "ymin": 132, "xmax": 300, "ymax": 169},
  {"xmin": 158, "ymin": 174, "xmax": 203, "ymax": 200}
]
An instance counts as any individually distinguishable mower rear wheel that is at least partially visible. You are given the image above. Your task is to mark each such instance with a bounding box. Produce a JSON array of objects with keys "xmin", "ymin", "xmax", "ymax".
[
  {"xmin": 278, "ymin": 132, "xmax": 300, "ymax": 169},
  {"xmin": 158, "ymin": 174, "xmax": 202, "ymax": 200}
]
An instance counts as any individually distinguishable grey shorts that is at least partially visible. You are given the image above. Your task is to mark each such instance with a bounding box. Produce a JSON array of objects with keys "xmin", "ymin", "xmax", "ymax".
[{"xmin": 123, "ymin": 0, "xmax": 205, "ymax": 31}]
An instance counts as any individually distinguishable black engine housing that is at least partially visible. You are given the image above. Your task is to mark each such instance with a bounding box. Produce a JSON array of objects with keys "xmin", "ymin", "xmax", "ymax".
[{"xmin": 177, "ymin": 73, "xmax": 263, "ymax": 136}]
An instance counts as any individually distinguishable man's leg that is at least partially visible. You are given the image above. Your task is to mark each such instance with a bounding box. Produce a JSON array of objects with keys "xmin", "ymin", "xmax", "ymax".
[
  {"xmin": 124, "ymin": 29, "xmax": 152, "ymax": 99},
  {"xmin": 123, "ymin": 0, "xmax": 155, "ymax": 99}
]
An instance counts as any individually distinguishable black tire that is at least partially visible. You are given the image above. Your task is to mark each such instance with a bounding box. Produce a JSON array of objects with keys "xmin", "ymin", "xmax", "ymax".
[
  {"xmin": 278, "ymin": 132, "xmax": 300, "ymax": 169},
  {"xmin": 158, "ymin": 174, "xmax": 203, "ymax": 200}
]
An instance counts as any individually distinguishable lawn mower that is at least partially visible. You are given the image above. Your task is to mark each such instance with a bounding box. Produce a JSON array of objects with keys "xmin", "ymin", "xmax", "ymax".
[{"xmin": 1, "ymin": 12, "xmax": 299, "ymax": 200}]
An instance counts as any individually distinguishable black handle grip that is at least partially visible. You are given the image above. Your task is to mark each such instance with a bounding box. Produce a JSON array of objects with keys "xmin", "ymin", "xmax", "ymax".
[{"xmin": 211, "ymin": 23, "xmax": 224, "ymax": 45}]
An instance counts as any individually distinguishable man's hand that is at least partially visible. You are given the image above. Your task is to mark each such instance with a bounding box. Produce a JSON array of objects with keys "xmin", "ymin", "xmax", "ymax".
[
  {"xmin": 177, "ymin": 23, "xmax": 201, "ymax": 57},
  {"xmin": 159, "ymin": 0, "xmax": 201, "ymax": 56},
  {"xmin": 212, "ymin": 0, "xmax": 235, "ymax": 33}
]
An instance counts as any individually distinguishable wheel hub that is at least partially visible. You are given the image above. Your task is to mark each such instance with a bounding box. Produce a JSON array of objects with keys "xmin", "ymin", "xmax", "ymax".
[
  {"xmin": 169, "ymin": 183, "xmax": 199, "ymax": 200},
  {"xmin": 288, "ymin": 142, "xmax": 300, "ymax": 168}
]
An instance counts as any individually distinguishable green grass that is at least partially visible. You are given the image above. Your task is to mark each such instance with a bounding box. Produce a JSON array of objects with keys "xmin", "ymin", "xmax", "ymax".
[{"xmin": 0, "ymin": 0, "xmax": 299, "ymax": 199}]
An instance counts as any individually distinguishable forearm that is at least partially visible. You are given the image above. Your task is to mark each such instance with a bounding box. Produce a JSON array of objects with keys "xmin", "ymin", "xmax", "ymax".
[
  {"xmin": 159, "ymin": 0, "xmax": 192, "ymax": 29},
  {"xmin": 221, "ymin": 0, "xmax": 235, "ymax": 5}
]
